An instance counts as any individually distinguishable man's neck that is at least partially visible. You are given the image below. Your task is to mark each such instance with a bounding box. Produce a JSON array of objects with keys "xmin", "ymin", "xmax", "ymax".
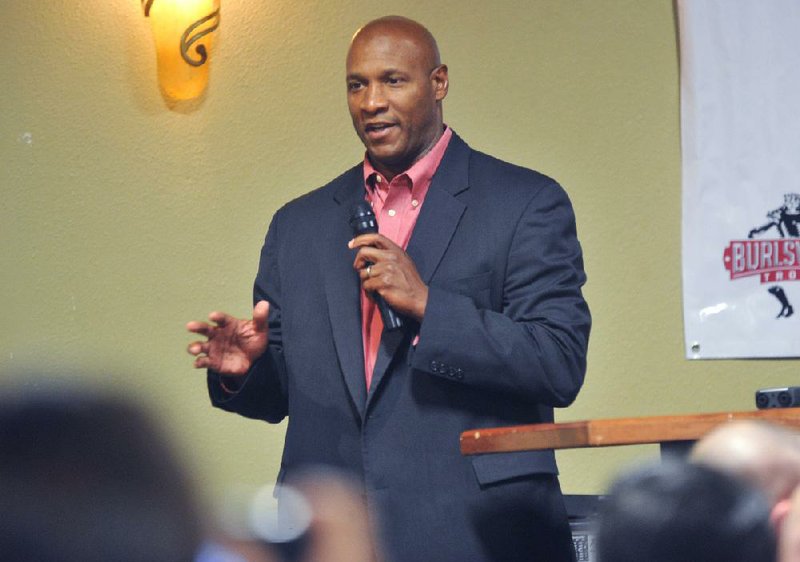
[{"xmin": 370, "ymin": 126, "xmax": 445, "ymax": 181}]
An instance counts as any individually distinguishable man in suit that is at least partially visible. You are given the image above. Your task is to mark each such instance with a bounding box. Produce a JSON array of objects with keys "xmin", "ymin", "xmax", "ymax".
[{"xmin": 188, "ymin": 15, "xmax": 590, "ymax": 562}]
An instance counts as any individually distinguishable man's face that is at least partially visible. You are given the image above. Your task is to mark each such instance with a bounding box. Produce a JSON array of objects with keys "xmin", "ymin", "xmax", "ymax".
[{"xmin": 346, "ymin": 29, "xmax": 447, "ymax": 178}]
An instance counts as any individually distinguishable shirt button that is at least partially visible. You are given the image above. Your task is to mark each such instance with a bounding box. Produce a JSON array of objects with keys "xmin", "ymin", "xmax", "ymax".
[
  {"xmin": 411, "ymin": 199, "xmax": 419, "ymax": 207},
  {"xmin": 387, "ymin": 209, "xmax": 397, "ymax": 217}
]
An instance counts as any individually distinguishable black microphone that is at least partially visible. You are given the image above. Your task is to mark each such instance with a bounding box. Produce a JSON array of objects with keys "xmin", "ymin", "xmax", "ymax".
[{"xmin": 349, "ymin": 201, "xmax": 403, "ymax": 331}]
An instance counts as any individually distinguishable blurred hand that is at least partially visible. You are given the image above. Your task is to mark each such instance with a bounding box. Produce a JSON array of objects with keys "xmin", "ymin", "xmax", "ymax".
[
  {"xmin": 186, "ymin": 301, "xmax": 270, "ymax": 376},
  {"xmin": 293, "ymin": 471, "xmax": 380, "ymax": 562}
]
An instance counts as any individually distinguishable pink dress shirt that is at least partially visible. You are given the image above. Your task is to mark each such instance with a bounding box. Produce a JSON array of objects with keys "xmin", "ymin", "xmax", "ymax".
[{"xmin": 360, "ymin": 127, "xmax": 453, "ymax": 390}]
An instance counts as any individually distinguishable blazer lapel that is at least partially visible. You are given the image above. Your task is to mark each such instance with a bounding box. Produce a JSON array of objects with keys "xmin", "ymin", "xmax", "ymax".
[
  {"xmin": 366, "ymin": 134, "xmax": 471, "ymax": 405},
  {"xmin": 325, "ymin": 167, "xmax": 368, "ymax": 419}
]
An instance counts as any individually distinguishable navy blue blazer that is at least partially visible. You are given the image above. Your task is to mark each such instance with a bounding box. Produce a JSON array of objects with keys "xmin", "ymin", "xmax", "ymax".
[{"xmin": 210, "ymin": 132, "xmax": 590, "ymax": 562}]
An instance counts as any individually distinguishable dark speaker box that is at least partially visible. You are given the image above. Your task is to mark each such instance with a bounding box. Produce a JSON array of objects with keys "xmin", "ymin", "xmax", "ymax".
[{"xmin": 755, "ymin": 387, "xmax": 800, "ymax": 409}]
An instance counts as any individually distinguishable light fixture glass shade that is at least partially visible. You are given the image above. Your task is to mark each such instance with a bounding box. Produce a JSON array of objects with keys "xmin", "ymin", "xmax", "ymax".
[{"xmin": 144, "ymin": 0, "xmax": 220, "ymax": 100}]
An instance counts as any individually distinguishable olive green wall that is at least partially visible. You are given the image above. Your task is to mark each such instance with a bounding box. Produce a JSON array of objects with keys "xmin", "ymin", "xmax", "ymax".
[{"xmin": 3, "ymin": 0, "xmax": 796, "ymax": 508}]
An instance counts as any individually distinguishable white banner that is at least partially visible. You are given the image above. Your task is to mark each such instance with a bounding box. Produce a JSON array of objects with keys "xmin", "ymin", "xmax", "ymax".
[{"xmin": 679, "ymin": 0, "xmax": 800, "ymax": 358}]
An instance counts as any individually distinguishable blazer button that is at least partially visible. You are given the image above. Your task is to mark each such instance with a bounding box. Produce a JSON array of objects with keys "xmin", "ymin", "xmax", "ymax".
[
  {"xmin": 430, "ymin": 360, "xmax": 440, "ymax": 373},
  {"xmin": 455, "ymin": 369, "xmax": 465, "ymax": 380}
]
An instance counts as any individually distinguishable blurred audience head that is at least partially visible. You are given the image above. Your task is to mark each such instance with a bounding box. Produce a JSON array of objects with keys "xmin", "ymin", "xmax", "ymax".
[
  {"xmin": 0, "ymin": 377, "xmax": 379, "ymax": 562},
  {"xmin": 692, "ymin": 420, "xmax": 800, "ymax": 507},
  {"xmin": 595, "ymin": 460, "xmax": 776, "ymax": 562},
  {"xmin": 0, "ymin": 380, "xmax": 204, "ymax": 562}
]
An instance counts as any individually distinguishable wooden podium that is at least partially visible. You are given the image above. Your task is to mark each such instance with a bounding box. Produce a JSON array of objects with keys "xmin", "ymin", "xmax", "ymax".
[{"xmin": 461, "ymin": 407, "xmax": 800, "ymax": 458}]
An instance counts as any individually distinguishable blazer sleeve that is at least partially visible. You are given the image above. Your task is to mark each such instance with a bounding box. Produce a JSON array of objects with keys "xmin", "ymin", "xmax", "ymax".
[
  {"xmin": 207, "ymin": 212, "xmax": 289, "ymax": 423},
  {"xmin": 410, "ymin": 180, "xmax": 590, "ymax": 407}
]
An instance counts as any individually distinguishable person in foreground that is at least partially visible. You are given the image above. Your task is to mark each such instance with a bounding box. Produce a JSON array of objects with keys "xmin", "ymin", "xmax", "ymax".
[
  {"xmin": 595, "ymin": 460, "xmax": 776, "ymax": 562},
  {"xmin": 692, "ymin": 420, "xmax": 800, "ymax": 525},
  {"xmin": 187, "ymin": 15, "xmax": 590, "ymax": 562},
  {"xmin": 691, "ymin": 420, "xmax": 800, "ymax": 562},
  {"xmin": 0, "ymin": 382, "xmax": 204, "ymax": 562}
]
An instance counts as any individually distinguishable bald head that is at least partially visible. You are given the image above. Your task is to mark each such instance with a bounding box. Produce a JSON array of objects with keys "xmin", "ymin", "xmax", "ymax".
[
  {"xmin": 692, "ymin": 421, "xmax": 800, "ymax": 504},
  {"xmin": 348, "ymin": 16, "xmax": 441, "ymax": 70}
]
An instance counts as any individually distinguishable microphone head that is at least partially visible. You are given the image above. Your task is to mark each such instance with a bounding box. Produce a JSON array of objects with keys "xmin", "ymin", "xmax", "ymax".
[{"xmin": 349, "ymin": 201, "xmax": 378, "ymax": 235}]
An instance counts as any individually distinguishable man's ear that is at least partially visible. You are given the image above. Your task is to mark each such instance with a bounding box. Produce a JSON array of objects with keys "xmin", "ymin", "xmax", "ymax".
[{"xmin": 431, "ymin": 64, "xmax": 449, "ymax": 101}]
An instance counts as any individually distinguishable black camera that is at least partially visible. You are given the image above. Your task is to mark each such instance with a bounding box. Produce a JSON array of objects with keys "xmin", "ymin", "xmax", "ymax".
[{"xmin": 755, "ymin": 387, "xmax": 800, "ymax": 409}]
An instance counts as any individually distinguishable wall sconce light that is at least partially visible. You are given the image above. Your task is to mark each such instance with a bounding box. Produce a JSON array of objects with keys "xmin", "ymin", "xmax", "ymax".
[{"xmin": 142, "ymin": 0, "xmax": 220, "ymax": 101}]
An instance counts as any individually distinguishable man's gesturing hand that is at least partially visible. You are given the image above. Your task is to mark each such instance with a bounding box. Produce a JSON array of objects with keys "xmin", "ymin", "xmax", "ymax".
[
  {"xmin": 186, "ymin": 300, "xmax": 270, "ymax": 376},
  {"xmin": 350, "ymin": 233, "xmax": 428, "ymax": 322}
]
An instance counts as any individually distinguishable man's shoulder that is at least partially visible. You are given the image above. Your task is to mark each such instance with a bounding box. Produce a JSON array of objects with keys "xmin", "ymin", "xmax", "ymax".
[
  {"xmin": 445, "ymin": 132, "xmax": 558, "ymax": 192},
  {"xmin": 468, "ymin": 146, "xmax": 557, "ymax": 190},
  {"xmin": 444, "ymin": 135, "xmax": 572, "ymax": 216},
  {"xmin": 276, "ymin": 164, "xmax": 362, "ymax": 217}
]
